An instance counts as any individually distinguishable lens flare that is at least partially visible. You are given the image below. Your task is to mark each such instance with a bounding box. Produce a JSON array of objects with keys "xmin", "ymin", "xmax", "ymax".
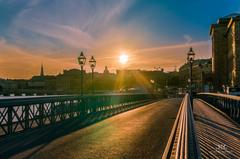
[{"xmin": 119, "ymin": 54, "xmax": 128, "ymax": 64}]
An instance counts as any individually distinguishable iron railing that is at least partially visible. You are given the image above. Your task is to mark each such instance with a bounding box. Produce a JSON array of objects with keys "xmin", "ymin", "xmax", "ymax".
[
  {"xmin": 0, "ymin": 93, "xmax": 156, "ymax": 137},
  {"xmin": 162, "ymin": 94, "xmax": 201, "ymax": 159},
  {"xmin": 197, "ymin": 93, "xmax": 240, "ymax": 123}
]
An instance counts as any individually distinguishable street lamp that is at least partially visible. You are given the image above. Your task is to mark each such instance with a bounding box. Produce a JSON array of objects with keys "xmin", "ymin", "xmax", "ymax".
[
  {"xmin": 187, "ymin": 47, "xmax": 195, "ymax": 105},
  {"xmin": 78, "ymin": 52, "xmax": 86, "ymax": 96},
  {"xmin": 89, "ymin": 56, "xmax": 96, "ymax": 94}
]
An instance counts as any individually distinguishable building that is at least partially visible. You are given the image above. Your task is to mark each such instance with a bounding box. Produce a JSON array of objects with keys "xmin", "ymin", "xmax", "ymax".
[
  {"xmin": 226, "ymin": 15, "xmax": 240, "ymax": 87},
  {"xmin": 210, "ymin": 13, "xmax": 240, "ymax": 90},
  {"xmin": 179, "ymin": 59, "xmax": 212, "ymax": 92},
  {"xmin": 103, "ymin": 66, "xmax": 110, "ymax": 75},
  {"xmin": 40, "ymin": 63, "xmax": 44, "ymax": 77},
  {"xmin": 28, "ymin": 64, "xmax": 46, "ymax": 88}
]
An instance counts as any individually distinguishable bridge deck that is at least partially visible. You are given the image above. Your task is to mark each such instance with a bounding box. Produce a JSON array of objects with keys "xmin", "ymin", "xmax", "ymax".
[
  {"xmin": 0, "ymin": 98, "xmax": 181, "ymax": 159},
  {"xmin": 194, "ymin": 99, "xmax": 240, "ymax": 158}
]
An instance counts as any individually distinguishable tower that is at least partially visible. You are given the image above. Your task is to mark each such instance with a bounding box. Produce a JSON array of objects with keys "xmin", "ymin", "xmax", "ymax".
[
  {"xmin": 103, "ymin": 66, "xmax": 110, "ymax": 75},
  {"xmin": 40, "ymin": 63, "xmax": 44, "ymax": 77},
  {"xmin": 210, "ymin": 13, "xmax": 240, "ymax": 89}
]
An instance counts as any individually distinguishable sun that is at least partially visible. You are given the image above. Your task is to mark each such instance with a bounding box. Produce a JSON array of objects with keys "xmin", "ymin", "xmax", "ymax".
[{"xmin": 119, "ymin": 54, "xmax": 129, "ymax": 64}]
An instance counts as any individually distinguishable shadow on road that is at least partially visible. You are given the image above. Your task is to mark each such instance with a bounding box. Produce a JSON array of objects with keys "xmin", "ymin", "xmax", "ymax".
[{"xmin": 194, "ymin": 114, "xmax": 240, "ymax": 138}]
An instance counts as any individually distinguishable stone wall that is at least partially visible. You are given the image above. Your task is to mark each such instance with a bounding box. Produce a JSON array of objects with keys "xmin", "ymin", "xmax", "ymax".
[
  {"xmin": 227, "ymin": 22, "xmax": 234, "ymax": 86},
  {"xmin": 235, "ymin": 19, "xmax": 240, "ymax": 86},
  {"xmin": 211, "ymin": 15, "xmax": 240, "ymax": 90},
  {"xmin": 211, "ymin": 23, "xmax": 228, "ymax": 90}
]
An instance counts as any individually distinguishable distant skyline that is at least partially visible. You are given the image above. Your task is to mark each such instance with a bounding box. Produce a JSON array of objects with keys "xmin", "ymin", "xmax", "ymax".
[{"xmin": 0, "ymin": 0, "xmax": 240, "ymax": 79}]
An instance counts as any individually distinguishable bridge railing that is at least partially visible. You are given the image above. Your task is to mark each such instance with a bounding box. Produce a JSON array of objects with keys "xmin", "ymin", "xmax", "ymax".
[
  {"xmin": 0, "ymin": 93, "xmax": 157, "ymax": 137},
  {"xmin": 162, "ymin": 94, "xmax": 201, "ymax": 159},
  {"xmin": 197, "ymin": 93, "xmax": 240, "ymax": 123}
]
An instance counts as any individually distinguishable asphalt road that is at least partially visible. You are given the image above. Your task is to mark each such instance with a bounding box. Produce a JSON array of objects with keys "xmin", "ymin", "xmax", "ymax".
[{"xmin": 9, "ymin": 98, "xmax": 181, "ymax": 159}]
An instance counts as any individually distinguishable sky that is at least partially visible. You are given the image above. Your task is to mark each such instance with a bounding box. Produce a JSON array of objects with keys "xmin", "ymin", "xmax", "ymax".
[{"xmin": 0, "ymin": 0, "xmax": 240, "ymax": 79}]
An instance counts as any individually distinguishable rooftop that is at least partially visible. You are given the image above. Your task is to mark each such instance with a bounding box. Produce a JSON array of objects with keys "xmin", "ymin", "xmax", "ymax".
[{"xmin": 222, "ymin": 13, "xmax": 240, "ymax": 18}]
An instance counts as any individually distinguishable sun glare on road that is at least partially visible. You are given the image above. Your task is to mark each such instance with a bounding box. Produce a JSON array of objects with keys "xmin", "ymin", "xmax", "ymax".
[{"xmin": 119, "ymin": 53, "xmax": 129, "ymax": 65}]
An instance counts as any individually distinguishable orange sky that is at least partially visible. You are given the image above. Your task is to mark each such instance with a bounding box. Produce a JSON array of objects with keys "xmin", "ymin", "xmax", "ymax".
[
  {"xmin": 0, "ymin": 1, "xmax": 217, "ymax": 79},
  {"xmin": 0, "ymin": 38, "xmax": 211, "ymax": 79}
]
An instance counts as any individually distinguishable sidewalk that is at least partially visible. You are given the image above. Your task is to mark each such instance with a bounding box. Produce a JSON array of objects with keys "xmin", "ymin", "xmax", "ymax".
[{"xmin": 194, "ymin": 99, "xmax": 240, "ymax": 158}]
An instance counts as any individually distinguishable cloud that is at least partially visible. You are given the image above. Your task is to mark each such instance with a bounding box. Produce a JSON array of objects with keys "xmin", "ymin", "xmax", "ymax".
[
  {"xmin": 26, "ymin": 0, "xmax": 41, "ymax": 7},
  {"xmin": 134, "ymin": 40, "xmax": 210, "ymax": 55},
  {"xmin": 8, "ymin": 0, "xmax": 133, "ymax": 50},
  {"xmin": 0, "ymin": 38, "xmax": 211, "ymax": 78},
  {"xmin": 183, "ymin": 34, "xmax": 193, "ymax": 44},
  {"xmin": 0, "ymin": 0, "xmax": 213, "ymax": 78},
  {"xmin": 0, "ymin": 38, "xmax": 6, "ymax": 45},
  {"xmin": 128, "ymin": 40, "xmax": 211, "ymax": 71},
  {"xmin": 0, "ymin": 39, "xmax": 78, "ymax": 79},
  {"xmin": 22, "ymin": 21, "xmax": 94, "ymax": 49}
]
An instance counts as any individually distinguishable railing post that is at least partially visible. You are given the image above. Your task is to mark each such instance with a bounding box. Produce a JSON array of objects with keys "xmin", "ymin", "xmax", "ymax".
[
  {"xmin": 78, "ymin": 98, "xmax": 82, "ymax": 117},
  {"xmin": 93, "ymin": 97, "xmax": 97, "ymax": 113},
  {"xmin": 69, "ymin": 100, "xmax": 74, "ymax": 118},
  {"xmin": 50, "ymin": 102, "xmax": 56, "ymax": 124},
  {"xmin": 233, "ymin": 100, "xmax": 237, "ymax": 119},
  {"xmin": 82, "ymin": 98, "xmax": 87, "ymax": 116},
  {"xmin": 25, "ymin": 105, "xmax": 29, "ymax": 130},
  {"xmin": 230, "ymin": 99, "xmax": 233, "ymax": 118},
  {"xmin": 237, "ymin": 101, "xmax": 240, "ymax": 122},
  {"xmin": 39, "ymin": 103, "xmax": 44, "ymax": 126},
  {"xmin": 7, "ymin": 106, "xmax": 13, "ymax": 135}
]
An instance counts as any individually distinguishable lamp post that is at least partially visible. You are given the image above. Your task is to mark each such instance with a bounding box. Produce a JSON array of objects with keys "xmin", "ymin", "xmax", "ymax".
[
  {"xmin": 187, "ymin": 47, "xmax": 195, "ymax": 106},
  {"xmin": 89, "ymin": 56, "xmax": 96, "ymax": 94},
  {"xmin": 78, "ymin": 52, "xmax": 86, "ymax": 96}
]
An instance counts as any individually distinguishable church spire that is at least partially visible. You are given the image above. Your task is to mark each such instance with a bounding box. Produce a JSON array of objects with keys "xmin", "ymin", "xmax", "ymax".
[
  {"xmin": 40, "ymin": 63, "xmax": 44, "ymax": 77},
  {"xmin": 103, "ymin": 66, "xmax": 110, "ymax": 75}
]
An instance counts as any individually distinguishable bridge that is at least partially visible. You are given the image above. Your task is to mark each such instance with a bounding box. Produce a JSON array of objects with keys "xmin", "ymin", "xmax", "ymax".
[{"xmin": 0, "ymin": 93, "xmax": 239, "ymax": 158}]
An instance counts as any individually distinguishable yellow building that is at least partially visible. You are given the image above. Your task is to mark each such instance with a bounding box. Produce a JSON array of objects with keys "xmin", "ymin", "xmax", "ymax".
[{"xmin": 210, "ymin": 13, "xmax": 240, "ymax": 89}]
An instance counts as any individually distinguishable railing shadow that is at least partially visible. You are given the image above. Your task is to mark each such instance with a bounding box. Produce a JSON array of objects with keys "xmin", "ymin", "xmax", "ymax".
[{"xmin": 194, "ymin": 114, "xmax": 240, "ymax": 138}]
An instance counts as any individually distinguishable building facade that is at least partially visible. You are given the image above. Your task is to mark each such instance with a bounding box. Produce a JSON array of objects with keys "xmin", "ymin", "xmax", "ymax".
[
  {"xmin": 210, "ymin": 14, "xmax": 240, "ymax": 90},
  {"xmin": 227, "ymin": 16, "xmax": 240, "ymax": 87},
  {"xmin": 179, "ymin": 59, "xmax": 212, "ymax": 92}
]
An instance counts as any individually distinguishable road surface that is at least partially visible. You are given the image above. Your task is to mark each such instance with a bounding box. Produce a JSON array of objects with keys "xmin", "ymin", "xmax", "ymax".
[{"xmin": 1, "ymin": 98, "xmax": 181, "ymax": 159}]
